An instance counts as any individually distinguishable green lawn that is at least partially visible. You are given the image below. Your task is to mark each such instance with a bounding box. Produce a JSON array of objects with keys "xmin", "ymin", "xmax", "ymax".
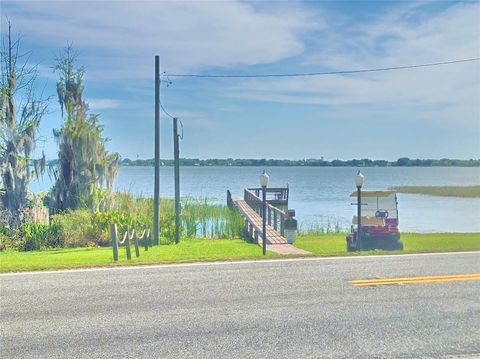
[
  {"xmin": 294, "ymin": 232, "xmax": 480, "ymax": 255},
  {"xmin": 0, "ymin": 239, "xmax": 278, "ymax": 272},
  {"xmin": 390, "ymin": 185, "xmax": 480, "ymax": 198},
  {"xmin": 294, "ymin": 233, "xmax": 347, "ymax": 255},
  {"xmin": 1, "ymin": 233, "xmax": 479, "ymax": 273}
]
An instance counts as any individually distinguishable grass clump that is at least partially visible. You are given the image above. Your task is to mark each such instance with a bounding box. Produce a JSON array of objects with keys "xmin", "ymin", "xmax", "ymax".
[{"xmin": 390, "ymin": 185, "xmax": 480, "ymax": 198}]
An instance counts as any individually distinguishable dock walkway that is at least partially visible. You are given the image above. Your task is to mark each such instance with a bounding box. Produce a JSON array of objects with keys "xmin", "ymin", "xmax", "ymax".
[
  {"xmin": 228, "ymin": 188, "xmax": 311, "ymax": 255},
  {"xmin": 233, "ymin": 199, "xmax": 287, "ymax": 244}
]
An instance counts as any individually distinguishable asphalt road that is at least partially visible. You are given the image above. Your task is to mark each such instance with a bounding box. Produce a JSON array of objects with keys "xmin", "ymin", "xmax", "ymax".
[{"xmin": 1, "ymin": 252, "xmax": 480, "ymax": 359}]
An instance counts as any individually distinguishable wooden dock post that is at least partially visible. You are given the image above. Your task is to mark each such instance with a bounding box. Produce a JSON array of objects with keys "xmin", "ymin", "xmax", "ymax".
[{"xmin": 227, "ymin": 190, "xmax": 233, "ymax": 207}]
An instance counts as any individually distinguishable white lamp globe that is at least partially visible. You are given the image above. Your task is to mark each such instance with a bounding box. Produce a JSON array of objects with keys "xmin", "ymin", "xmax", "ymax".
[
  {"xmin": 259, "ymin": 170, "xmax": 269, "ymax": 187},
  {"xmin": 355, "ymin": 170, "xmax": 364, "ymax": 188}
]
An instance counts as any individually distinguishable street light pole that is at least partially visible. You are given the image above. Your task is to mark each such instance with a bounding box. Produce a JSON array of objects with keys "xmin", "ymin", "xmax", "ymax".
[
  {"xmin": 262, "ymin": 185, "xmax": 267, "ymax": 256},
  {"xmin": 355, "ymin": 171, "xmax": 364, "ymax": 250},
  {"xmin": 357, "ymin": 185, "xmax": 362, "ymax": 248},
  {"xmin": 259, "ymin": 170, "xmax": 269, "ymax": 256}
]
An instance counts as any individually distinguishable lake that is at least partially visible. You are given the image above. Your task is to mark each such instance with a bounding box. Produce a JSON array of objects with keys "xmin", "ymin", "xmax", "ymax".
[{"xmin": 31, "ymin": 166, "xmax": 480, "ymax": 233}]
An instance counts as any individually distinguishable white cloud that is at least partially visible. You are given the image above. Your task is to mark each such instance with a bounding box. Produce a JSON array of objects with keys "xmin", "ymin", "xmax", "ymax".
[
  {"xmin": 226, "ymin": 2, "xmax": 480, "ymax": 129},
  {"xmin": 87, "ymin": 98, "xmax": 121, "ymax": 110},
  {"xmin": 161, "ymin": 108, "xmax": 217, "ymax": 129},
  {"xmin": 2, "ymin": 0, "xmax": 321, "ymax": 79}
]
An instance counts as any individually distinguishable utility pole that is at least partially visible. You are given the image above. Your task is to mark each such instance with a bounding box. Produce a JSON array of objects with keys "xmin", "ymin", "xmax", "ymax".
[
  {"xmin": 173, "ymin": 117, "xmax": 181, "ymax": 244},
  {"xmin": 154, "ymin": 56, "xmax": 160, "ymax": 245}
]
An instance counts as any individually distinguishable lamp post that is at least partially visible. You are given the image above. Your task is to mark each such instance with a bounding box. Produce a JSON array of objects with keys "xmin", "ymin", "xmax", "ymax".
[
  {"xmin": 355, "ymin": 171, "xmax": 364, "ymax": 250},
  {"xmin": 259, "ymin": 170, "xmax": 269, "ymax": 256}
]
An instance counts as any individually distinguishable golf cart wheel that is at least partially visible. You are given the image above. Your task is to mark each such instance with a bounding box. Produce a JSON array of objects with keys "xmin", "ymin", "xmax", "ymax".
[
  {"xmin": 358, "ymin": 239, "xmax": 372, "ymax": 251},
  {"xmin": 388, "ymin": 233, "xmax": 400, "ymax": 241},
  {"xmin": 394, "ymin": 241, "xmax": 404, "ymax": 250},
  {"xmin": 347, "ymin": 241, "xmax": 356, "ymax": 252}
]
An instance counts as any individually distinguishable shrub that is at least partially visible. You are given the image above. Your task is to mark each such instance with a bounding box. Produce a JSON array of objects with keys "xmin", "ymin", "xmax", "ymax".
[
  {"xmin": 16, "ymin": 222, "xmax": 62, "ymax": 251},
  {"xmin": 0, "ymin": 232, "xmax": 10, "ymax": 251},
  {"xmin": 51, "ymin": 210, "xmax": 95, "ymax": 247}
]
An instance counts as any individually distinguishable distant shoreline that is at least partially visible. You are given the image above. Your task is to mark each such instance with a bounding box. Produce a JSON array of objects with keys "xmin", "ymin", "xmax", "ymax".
[
  {"xmin": 390, "ymin": 185, "xmax": 480, "ymax": 198},
  {"xmin": 46, "ymin": 157, "xmax": 480, "ymax": 168},
  {"xmin": 118, "ymin": 157, "xmax": 479, "ymax": 167}
]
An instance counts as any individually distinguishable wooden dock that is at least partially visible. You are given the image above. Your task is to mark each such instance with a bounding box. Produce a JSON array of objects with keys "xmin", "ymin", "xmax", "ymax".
[
  {"xmin": 228, "ymin": 187, "xmax": 311, "ymax": 256},
  {"xmin": 234, "ymin": 199, "xmax": 287, "ymax": 244},
  {"xmin": 228, "ymin": 188, "xmax": 288, "ymax": 244}
]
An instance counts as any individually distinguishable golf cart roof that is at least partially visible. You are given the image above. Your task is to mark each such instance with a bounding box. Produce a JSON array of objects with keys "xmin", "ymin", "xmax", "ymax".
[{"xmin": 349, "ymin": 190, "xmax": 396, "ymax": 198}]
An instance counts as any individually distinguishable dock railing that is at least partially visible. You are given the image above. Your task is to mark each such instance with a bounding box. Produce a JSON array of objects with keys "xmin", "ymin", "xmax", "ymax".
[
  {"xmin": 227, "ymin": 189, "xmax": 234, "ymax": 207},
  {"xmin": 244, "ymin": 188, "xmax": 286, "ymax": 236},
  {"xmin": 247, "ymin": 186, "xmax": 289, "ymax": 207}
]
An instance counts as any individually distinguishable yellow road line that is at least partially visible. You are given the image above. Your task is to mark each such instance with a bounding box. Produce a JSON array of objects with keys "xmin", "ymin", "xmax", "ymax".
[
  {"xmin": 351, "ymin": 273, "xmax": 480, "ymax": 287},
  {"xmin": 352, "ymin": 273, "xmax": 480, "ymax": 283}
]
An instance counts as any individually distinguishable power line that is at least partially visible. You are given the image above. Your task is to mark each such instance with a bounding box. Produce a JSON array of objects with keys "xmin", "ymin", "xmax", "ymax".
[
  {"xmin": 160, "ymin": 102, "xmax": 176, "ymax": 119},
  {"xmin": 167, "ymin": 58, "xmax": 480, "ymax": 79},
  {"xmin": 160, "ymin": 103, "xmax": 183, "ymax": 139}
]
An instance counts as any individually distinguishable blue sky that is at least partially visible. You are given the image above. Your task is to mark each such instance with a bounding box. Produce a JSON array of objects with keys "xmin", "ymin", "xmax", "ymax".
[{"xmin": 1, "ymin": 0, "xmax": 479, "ymax": 161}]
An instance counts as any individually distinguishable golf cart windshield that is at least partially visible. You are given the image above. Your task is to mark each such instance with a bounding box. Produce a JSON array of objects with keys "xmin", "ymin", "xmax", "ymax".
[{"xmin": 350, "ymin": 191, "xmax": 398, "ymax": 224}]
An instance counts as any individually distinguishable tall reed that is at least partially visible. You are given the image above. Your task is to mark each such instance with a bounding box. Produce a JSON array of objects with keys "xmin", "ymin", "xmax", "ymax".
[
  {"xmin": 298, "ymin": 216, "xmax": 347, "ymax": 235},
  {"xmin": 110, "ymin": 193, "xmax": 244, "ymax": 240}
]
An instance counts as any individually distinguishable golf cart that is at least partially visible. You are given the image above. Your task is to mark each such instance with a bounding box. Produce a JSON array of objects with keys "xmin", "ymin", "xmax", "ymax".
[{"xmin": 346, "ymin": 191, "xmax": 403, "ymax": 251}]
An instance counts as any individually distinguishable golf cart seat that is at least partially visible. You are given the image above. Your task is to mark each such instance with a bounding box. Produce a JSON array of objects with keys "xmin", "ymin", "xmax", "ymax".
[{"xmin": 352, "ymin": 216, "xmax": 384, "ymax": 226}]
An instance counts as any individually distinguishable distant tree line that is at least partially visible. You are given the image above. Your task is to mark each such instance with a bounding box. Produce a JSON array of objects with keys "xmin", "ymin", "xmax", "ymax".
[{"xmin": 118, "ymin": 157, "xmax": 480, "ymax": 167}]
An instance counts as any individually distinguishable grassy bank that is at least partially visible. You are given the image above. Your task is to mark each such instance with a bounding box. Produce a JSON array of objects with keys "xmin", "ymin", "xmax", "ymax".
[
  {"xmin": 294, "ymin": 232, "xmax": 480, "ymax": 255},
  {"xmin": 0, "ymin": 239, "xmax": 278, "ymax": 272},
  {"xmin": 390, "ymin": 185, "xmax": 480, "ymax": 198}
]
